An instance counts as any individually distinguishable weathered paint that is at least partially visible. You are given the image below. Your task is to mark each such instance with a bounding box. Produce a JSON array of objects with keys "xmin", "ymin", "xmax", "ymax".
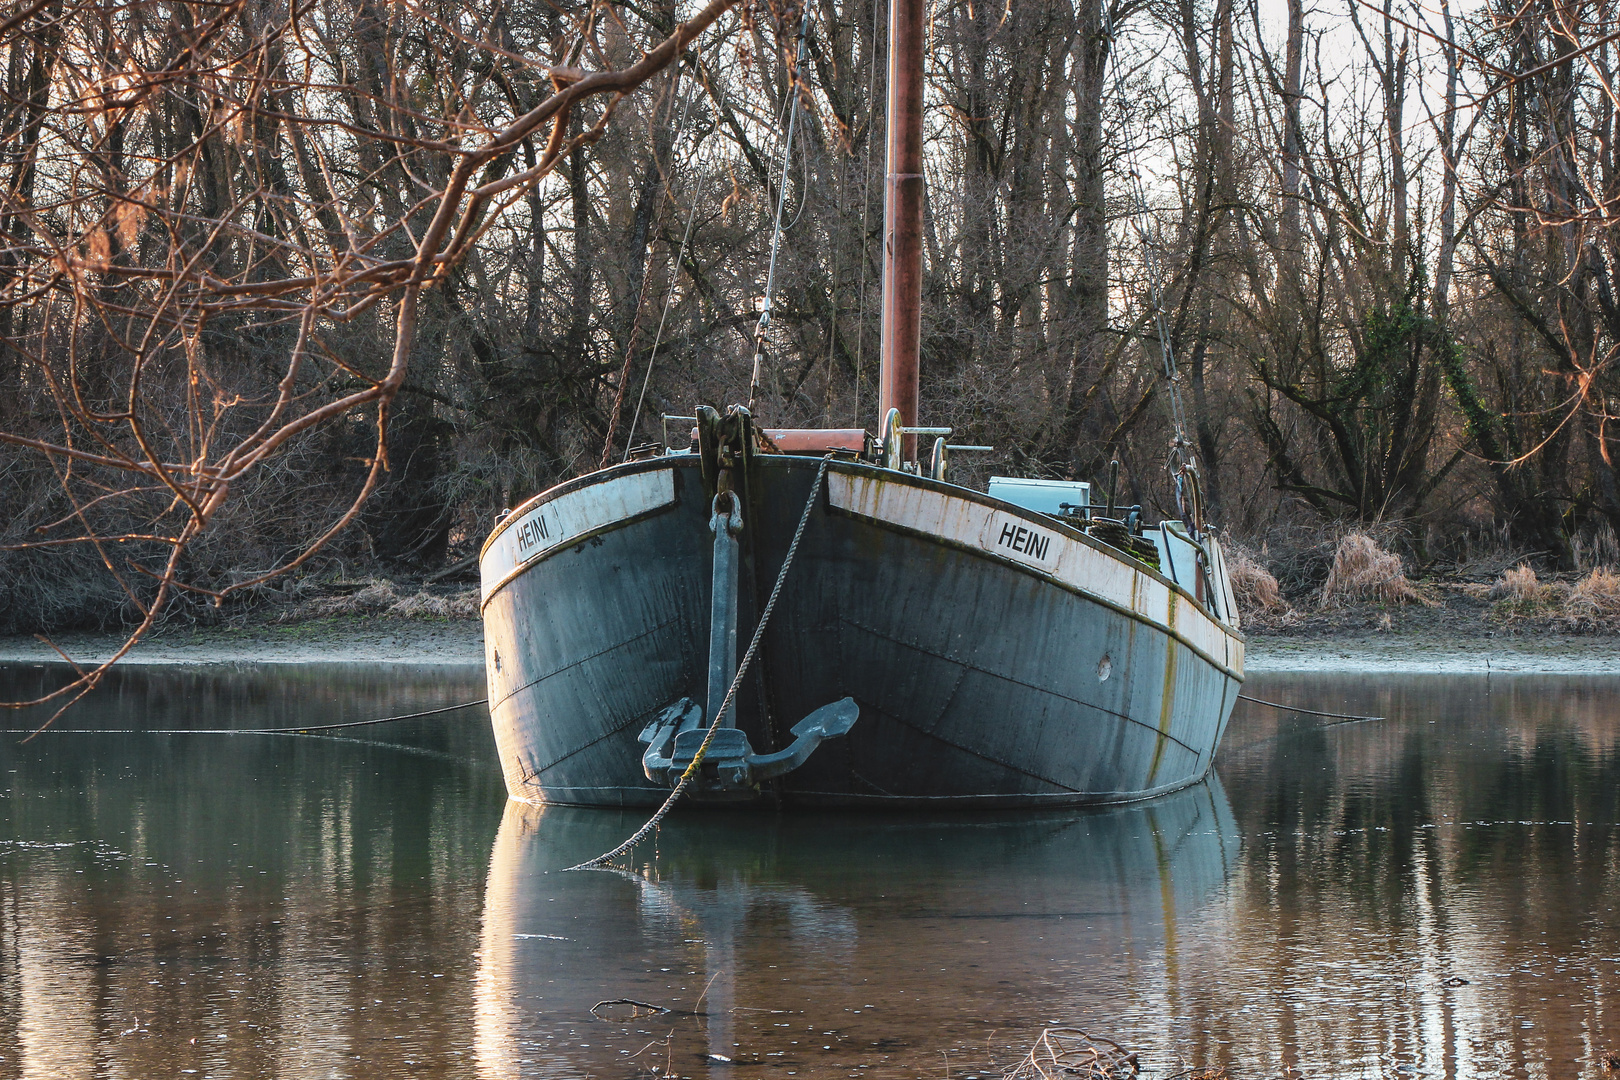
[
  {"xmin": 1147, "ymin": 621, "xmax": 1180, "ymax": 787},
  {"xmin": 482, "ymin": 456, "xmax": 1244, "ymax": 808},
  {"xmin": 480, "ymin": 467, "xmax": 676, "ymax": 605},
  {"xmin": 827, "ymin": 468, "xmax": 1241, "ymax": 677}
]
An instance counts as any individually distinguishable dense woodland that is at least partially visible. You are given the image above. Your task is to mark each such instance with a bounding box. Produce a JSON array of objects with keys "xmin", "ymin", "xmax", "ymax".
[{"xmin": 0, "ymin": 0, "xmax": 1617, "ymax": 634}]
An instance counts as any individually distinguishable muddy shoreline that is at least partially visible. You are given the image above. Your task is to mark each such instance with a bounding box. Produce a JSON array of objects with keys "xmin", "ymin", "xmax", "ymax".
[
  {"xmin": 0, "ymin": 617, "xmax": 486, "ymax": 667},
  {"xmin": 0, "ymin": 611, "xmax": 1615, "ymax": 673},
  {"xmin": 1243, "ymin": 629, "xmax": 1620, "ymax": 673}
]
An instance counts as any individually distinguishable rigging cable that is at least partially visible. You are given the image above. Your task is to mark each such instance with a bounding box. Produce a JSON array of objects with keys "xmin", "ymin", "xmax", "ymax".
[
  {"xmin": 1099, "ymin": 2, "xmax": 1201, "ymax": 533},
  {"xmin": 851, "ymin": 0, "xmax": 883, "ymax": 426},
  {"xmin": 601, "ymin": 57, "xmax": 697, "ymax": 467},
  {"xmin": 746, "ymin": 2, "xmax": 817, "ymax": 412},
  {"xmin": 624, "ymin": 64, "xmax": 708, "ymax": 459}
]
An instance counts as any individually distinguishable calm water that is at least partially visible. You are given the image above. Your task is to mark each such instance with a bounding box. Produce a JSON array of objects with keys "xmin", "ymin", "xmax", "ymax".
[{"xmin": 1, "ymin": 665, "xmax": 1619, "ymax": 1078}]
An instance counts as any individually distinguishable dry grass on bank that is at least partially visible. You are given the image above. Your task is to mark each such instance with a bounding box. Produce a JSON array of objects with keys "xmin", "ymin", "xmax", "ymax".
[
  {"xmin": 1491, "ymin": 563, "xmax": 1620, "ymax": 630},
  {"xmin": 1492, "ymin": 563, "xmax": 1541, "ymax": 603},
  {"xmin": 1225, "ymin": 544, "xmax": 1286, "ymax": 612},
  {"xmin": 277, "ymin": 579, "xmax": 479, "ymax": 621},
  {"xmin": 1222, "ymin": 538, "xmax": 1299, "ymax": 628},
  {"xmin": 1319, "ymin": 532, "xmax": 1433, "ymax": 607}
]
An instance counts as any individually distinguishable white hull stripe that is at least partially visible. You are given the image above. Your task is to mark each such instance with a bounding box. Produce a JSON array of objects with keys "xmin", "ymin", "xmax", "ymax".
[
  {"xmin": 480, "ymin": 469, "xmax": 676, "ymax": 603},
  {"xmin": 827, "ymin": 471, "xmax": 1243, "ymax": 674}
]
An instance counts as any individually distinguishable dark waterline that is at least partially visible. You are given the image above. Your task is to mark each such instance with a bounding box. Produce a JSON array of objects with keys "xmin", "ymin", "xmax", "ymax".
[{"xmin": 1, "ymin": 665, "xmax": 1618, "ymax": 1078}]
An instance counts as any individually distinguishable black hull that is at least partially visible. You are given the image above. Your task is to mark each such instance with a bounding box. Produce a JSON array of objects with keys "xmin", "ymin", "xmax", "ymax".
[{"xmin": 480, "ymin": 457, "xmax": 1243, "ymax": 808}]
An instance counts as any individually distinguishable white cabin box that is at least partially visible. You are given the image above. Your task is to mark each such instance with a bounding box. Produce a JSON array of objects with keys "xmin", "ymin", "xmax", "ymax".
[{"xmin": 986, "ymin": 477, "xmax": 1092, "ymax": 516}]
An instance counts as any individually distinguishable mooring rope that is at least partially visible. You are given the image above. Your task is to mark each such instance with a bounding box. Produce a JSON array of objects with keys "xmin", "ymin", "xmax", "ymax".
[
  {"xmin": 6, "ymin": 697, "xmax": 488, "ymax": 737},
  {"xmin": 1236, "ymin": 693, "xmax": 1383, "ymax": 723},
  {"xmin": 565, "ymin": 454, "xmax": 834, "ymax": 872}
]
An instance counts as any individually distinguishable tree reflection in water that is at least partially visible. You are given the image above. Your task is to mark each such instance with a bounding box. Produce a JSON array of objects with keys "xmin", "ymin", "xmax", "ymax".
[{"xmin": 5, "ymin": 666, "xmax": 1620, "ymax": 1078}]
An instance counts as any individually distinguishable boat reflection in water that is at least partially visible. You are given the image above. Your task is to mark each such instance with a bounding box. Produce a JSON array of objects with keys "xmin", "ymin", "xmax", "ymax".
[{"xmin": 475, "ymin": 777, "xmax": 1237, "ymax": 1079}]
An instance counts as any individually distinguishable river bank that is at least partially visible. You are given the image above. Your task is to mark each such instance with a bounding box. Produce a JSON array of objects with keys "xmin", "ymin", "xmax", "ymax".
[
  {"xmin": 0, "ymin": 616, "xmax": 486, "ymax": 667},
  {"xmin": 0, "ymin": 607, "xmax": 1615, "ymax": 673}
]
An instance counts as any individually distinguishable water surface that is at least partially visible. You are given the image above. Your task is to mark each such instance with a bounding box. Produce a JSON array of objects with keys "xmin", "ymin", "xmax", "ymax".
[{"xmin": 1, "ymin": 665, "xmax": 1618, "ymax": 1078}]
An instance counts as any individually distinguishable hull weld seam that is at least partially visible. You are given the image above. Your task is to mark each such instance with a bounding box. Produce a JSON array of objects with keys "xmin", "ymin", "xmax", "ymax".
[
  {"xmin": 488, "ymin": 616, "xmax": 681, "ymax": 712},
  {"xmin": 530, "ymin": 711, "xmax": 649, "ymax": 779},
  {"xmin": 840, "ymin": 616, "xmax": 1204, "ymax": 758},
  {"xmin": 874, "ymin": 708, "xmax": 1084, "ymax": 792}
]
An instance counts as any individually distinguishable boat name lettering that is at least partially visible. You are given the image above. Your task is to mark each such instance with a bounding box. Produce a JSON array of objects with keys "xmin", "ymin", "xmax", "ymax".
[
  {"xmin": 481, "ymin": 468, "xmax": 678, "ymax": 604},
  {"xmin": 979, "ymin": 512, "xmax": 1060, "ymax": 570},
  {"xmin": 997, "ymin": 521, "xmax": 1050, "ymax": 561},
  {"xmin": 514, "ymin": 512, "xmax": 552, "ymax": 557}
]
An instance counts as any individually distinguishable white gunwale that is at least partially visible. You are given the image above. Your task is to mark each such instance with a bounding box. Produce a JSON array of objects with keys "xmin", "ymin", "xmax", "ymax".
[
  {"xmin": 822, "ymin": 462, "xmax": 1244, "ymax": 680},
  {"xmin": 478, "ymin": 456, "xmax": 1244, "ymax": 681}
]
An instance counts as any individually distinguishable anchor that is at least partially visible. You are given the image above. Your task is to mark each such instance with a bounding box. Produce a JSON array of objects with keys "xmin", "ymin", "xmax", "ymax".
[{"xmin": 639, "ymin": 489, "xmax": 857, "ymax": 798}]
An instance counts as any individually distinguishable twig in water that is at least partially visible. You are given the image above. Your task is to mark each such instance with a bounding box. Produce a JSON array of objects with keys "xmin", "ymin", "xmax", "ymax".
[
  {"xmin": 590, "ymin": 998, "xmax": 671, "ymax": 1020},
  {"xmin": 625, "ymin": 1037, "xmax": 669, "ymax": 1061},
  {"xmin": 694, "ymin": 969, "xmax": 723, "ymax": 1012},
  {"xmin": 1003, "ymin": 1028, "xmax": 1139, "ymax": 1080}
]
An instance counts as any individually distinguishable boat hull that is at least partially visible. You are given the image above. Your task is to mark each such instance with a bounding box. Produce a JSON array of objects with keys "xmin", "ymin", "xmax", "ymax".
[{"xmin": 480, "ymin": 456, "xmax": 1243, "ymax": 808}]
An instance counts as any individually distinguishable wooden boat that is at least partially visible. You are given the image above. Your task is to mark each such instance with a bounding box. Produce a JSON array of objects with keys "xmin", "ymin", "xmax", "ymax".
[{"xmin": 476, "ymin": 0, "xmax": 1243, "ymax": 809}]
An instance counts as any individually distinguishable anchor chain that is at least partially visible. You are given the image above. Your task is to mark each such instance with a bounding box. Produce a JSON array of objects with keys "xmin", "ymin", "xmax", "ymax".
[{"xmin": 565, "ymin": 453, "xmax": 835, "ymax": 872}]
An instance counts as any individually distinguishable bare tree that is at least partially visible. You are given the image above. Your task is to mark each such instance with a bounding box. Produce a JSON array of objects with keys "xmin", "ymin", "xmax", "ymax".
[{"xmin": 0, "ymin": 0, "xmax": 740, "ymax": 725}]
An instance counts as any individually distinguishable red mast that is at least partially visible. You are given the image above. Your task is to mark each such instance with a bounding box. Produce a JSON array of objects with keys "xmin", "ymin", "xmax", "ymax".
[{"xmin": 878, "ymin": 0, "xmax": 925, "ymax": 460}]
